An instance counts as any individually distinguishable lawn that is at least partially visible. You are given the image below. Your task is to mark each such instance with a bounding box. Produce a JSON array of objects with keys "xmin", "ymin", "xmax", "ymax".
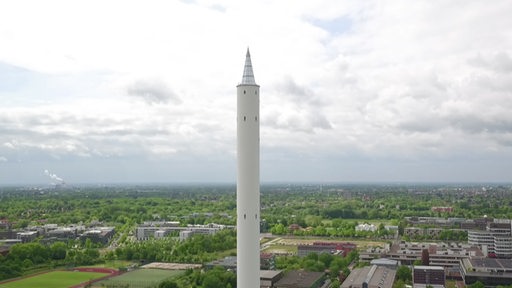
[
  {"xmin": 88, "ymin": 259, "xmax": 135, "ymax": 269},
  {"xmin": 94, "ymin": 269, "xmax": 183, "ymax": 288},
  {"xmin": 260, "ymin": 237, "xmax": 388, "ymax": 254},
  {"xmin": 0, "ymin": 271, "xmax": 106, "ymax": 288}
]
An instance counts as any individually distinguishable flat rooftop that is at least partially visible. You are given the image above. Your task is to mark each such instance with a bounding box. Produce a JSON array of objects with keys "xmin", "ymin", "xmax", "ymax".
[{"xmin": 275, "ymin": 270, "xmax": 324, "ymax": 288}]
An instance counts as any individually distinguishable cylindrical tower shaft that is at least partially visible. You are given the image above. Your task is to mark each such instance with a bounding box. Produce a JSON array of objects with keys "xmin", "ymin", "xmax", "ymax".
[{"xmin": 237, "ymin": 48, "xmax": 260, "ymax": 288}]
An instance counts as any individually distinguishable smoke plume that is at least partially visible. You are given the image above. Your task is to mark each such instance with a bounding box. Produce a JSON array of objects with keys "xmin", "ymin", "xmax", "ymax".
[{"xmin": 44, "ymin": 169, "xmax": 64, "ymax": 183}]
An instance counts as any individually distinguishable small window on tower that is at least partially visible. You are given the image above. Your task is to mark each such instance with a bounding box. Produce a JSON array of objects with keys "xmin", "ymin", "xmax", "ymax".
[
  {"xmin": 255, "ymin": 116, "xmax": 258, "ymax": 121},
  {"xmin": 243, "ymin": 90, "xmax": 246, "ymax": 94},
  {"xmin": 244, "ymin": 214, "xmax": 246, "ymax": 219},
  {"xmin": 243, "ymin": 116, "xmax": 246, "ymax": 121},
  {"xmin": 255, "ymin": 91, "xmax": 257, "ymax": 95}
]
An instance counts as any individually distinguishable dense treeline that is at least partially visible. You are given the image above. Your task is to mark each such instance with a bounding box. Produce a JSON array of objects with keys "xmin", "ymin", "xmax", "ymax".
[
  {"xmin": 0, "ymin": 241, "xmax": 99, "ymax": 280},
  {"xmin": 0, "ymin": 185, "xmax": 237, "ymax": 227},
  {"xmin": 3, "ymin": 184, "xmax": 511, "ymax": 239},
  {"xmin": 113, "ymin": 229, "xmax": 236, "ymax": 263},
  {"xmin": 2, "ymin": 184, "xmax": 512, "ymax": 230},
  {"xmin": 172, "ymin": 267, "xmax": 237, "ymax": 288},
  {"xmin": 0, "ymin": 230, "xmax": 236, "ymax": 281},
  {"xmin": 270, "ymin": 219, "xmax": 393, "ymax": 238}
]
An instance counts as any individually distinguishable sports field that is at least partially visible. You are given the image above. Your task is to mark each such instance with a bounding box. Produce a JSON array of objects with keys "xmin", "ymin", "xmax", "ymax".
[
  {"xmin": 94, "ymin": 269, "xmax": 183, "ymax": 288},
  {"xmin": 0, "ymin": 271, "xmax": 106, "ymax": 288}
]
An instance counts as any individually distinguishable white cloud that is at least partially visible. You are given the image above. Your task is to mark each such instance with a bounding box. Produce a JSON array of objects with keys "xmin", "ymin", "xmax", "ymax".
[
  {"xmin": 1, "ymin": 0, "xmax": 512, "ymax": 183},
  {"xmin": 126, "ymin": 79, "xmax": 182, "ymax": 105}
]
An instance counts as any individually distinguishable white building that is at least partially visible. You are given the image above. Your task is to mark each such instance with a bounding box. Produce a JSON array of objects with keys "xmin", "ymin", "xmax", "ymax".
[
  {"xmin": 356, "ymin": 223, "xmax": 377, "ymax": 232},
  {"xmin": 468, "ymin": 220, "xmax": 512, "ymax": 258}
]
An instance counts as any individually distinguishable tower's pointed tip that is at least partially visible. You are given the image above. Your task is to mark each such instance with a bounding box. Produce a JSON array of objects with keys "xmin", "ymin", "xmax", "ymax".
[{"xmin": 241, "ymin": 48, "xmax": 256, "ymax": 85}]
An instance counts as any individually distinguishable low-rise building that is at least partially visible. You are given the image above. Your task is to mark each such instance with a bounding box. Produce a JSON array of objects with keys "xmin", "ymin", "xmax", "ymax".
[
  {"xmin": 460, "ymin": 258, "xmax": 512, "ymax": 286},
  {"xmin": 47, "ymin": 227, "xmax": 78, "ymax": 240},
  {"xmin": 431, "ymin": 207, "xmax": 453, "ymax": 213},
  {"xmin": 136, "ymin": 222, "xmax": 233, "ymax": 241},
  {"xmin": 356, "ymin": 224, "xmax": 377, "ymax": 232},
  {"xmin": 205, "ymin": 256, "xmax": 238, "ymax": 270},
  {"xmin": 260, "ymin": 270, "xmax": 284, "ymax": 288},
  {"xmin": 179, "ymin": 230, "xmax": 194, "ymax": 241},
  {"xmin": 155, "ymin": 230, "xmax": 170, "ymax": 239},
  {"xmin": 360, "ymin": 241, "xmax": 483, "ymax": 268},
  {"xmin": 80, "ymin": 227, "xmax": 115, "ymax": 244},
  {"xmin": 274, "ymin": 270, "xmax": 326, "ymax": 288},
  {"xmin": 178, "ymin": 224, "xmax": 226, "ymax": 241},
  {"xmin": 0, "ymin": 230, "xmax": 18, "ymax": 240},
  {"xmin": 136, "ymin": 221, "xmax": 181, "ymax": 240},
  {"xmin": 413, "ymin": 265, "xmax": 445, "ymax": 288},
  {"xmin": 17, "ymin": 231, "xmax": 39, "ymax": 243},
  {"xmin": 205, "ymin": 254, "xmax": 278, "ymax": 271},
  {"xmin": 405, "ymin": 217, "xmax": 492, "ymax": 230},
  {"xmin": 370, "ymin": 258, "xmax": 399, "ymax": 269},
  {"xmin": 404, "ymin": 227, "xmax": 424, "ymax": 238},
  {"xmin": 468, "ymin": 220, "xmax": 512, "ymax": 258},
  {"xmin": 260, "ymin": 253, "xmax": 276, "ymax": 270},
  {"xmin": 341, "ymin": 265, "xmax": 396, "ymax": 288},
  {"xmin": 298, "ymin": 242, "xmax": 356, "ymax": 258}
]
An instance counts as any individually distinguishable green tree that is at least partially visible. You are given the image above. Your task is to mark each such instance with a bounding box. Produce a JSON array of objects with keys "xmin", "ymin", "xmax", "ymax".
[
  {"xmin": 393, "ymin": 279, "xmax": 406, "ymax": 288},
  {"xmin": 158, "ymin": 280, "xmax": 178, "ymax": 288},
  {"xmin": 396, "ymin": 265, "xmax": 412, "ymax": 283},
  {"xmin": 271, "ymin": 223, "xmax": 286, "ymax": 235},
  {"xmin": 50, "ymin": 242, "xmax": 67, "ymax": 260},
  {"xmin": 468, "ymin": 281, "xmax": 485, "ymax": 288},
  {"xmin": 318, "ymin": 253, "xmax": 333, "ymax": 267}
]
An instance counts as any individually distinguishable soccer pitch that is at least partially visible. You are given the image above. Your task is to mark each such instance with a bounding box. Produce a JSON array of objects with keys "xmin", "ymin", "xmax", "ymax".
[
  {"xmin": 96, "ymin": 269, "xmax": 183, "ymax": 288},
  {"xmin": 0, "ymin": 271, "xmax": 106, "ymax": 288}
]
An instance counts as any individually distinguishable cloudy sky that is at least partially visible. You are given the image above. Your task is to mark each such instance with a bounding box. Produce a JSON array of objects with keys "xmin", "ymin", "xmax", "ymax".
[{"xmin": 1, "ymin": 0, "xmax": 512, "ymax": 185}]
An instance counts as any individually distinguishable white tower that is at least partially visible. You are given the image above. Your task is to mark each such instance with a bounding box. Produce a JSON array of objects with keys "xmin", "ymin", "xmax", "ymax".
[{"xmin": 237, "ymin": 48, "xmax": 260, "ymax": 288}]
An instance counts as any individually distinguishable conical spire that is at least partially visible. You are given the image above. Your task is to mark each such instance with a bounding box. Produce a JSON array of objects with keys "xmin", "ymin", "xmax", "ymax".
[{"xmin": 241, "ymin": 48, "xmax": 257, "ymax": 85}]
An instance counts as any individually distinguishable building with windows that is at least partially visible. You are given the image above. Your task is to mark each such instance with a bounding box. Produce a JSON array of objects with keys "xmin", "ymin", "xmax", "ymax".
[
  {"xmin": 80, "ymin": 227, "xmax": 115, "ymax": 244},
  {"xmin": 468, "ymin": 220, "xmax": 512, "ymax": 258},
  {"xmin": 16, "ymin": 231, "xmax": 39, "ymax": 243},
  {"xmin": 413, "ymin": 266, "xmax": 445, "ymax": 288},
  {"xmin": 136, "ymin": 222, "xmax": 233, "ymax": 240},
  {"xmin": 46, "ymin": 227, "xmax": 79, "ymax": 240},
  {"xmin": 460, "ymin": 258, "xmax": 512, "ymax": 286},
  {"xmin": 360, "ymin": 241, "xmax": 483, "ymax": 268},
  {"xmin": 298, "ymin": 242, "xmax": 356, "ymax": 258},
  {"xmin": 205, "ymin": 254, "xmax": 278, "ymax": 271},
  {"xmin": 260, "ymin": 270, "xmax": 284, "ymax": 288},
  {"xmin": 260, "ymin": 253, "xmax": 276, "ymax": 270}
]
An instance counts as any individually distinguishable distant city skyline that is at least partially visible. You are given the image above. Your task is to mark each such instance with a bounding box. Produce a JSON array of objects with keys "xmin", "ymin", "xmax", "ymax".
[{"xmin": 1, "ymin": 1, "xmax": 512, "ymax": 185}]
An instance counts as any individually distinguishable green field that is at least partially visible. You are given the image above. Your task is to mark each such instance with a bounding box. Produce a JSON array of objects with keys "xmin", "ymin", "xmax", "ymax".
[
  {"xmin": 88, "ymin": 260, "xmax": 135, "ymax": 269},
  {"xmin": 94, "ymin": 269, "xmax": 183, "ymax": 288},
  {"xmin": 0, "ymin": 271, "xmax": 107, "ymax": 288}
]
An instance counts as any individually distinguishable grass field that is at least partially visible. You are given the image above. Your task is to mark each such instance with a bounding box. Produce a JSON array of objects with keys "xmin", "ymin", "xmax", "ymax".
[
  {"xmin": 322, "ymin": 219, "xmax": 395, "ymax": 226},
  {"xmin": 0, "ymin": 271, "xmax": 107, "ymax": 288},
  {"xmin": 261, "ymin": 237, "xmax": 388, "ymax": 254},
  {"xmin": 94, "ymin": 269, "xmax": 183, "ymax": 288},
  {"xmin": 89, "ymin": 260, "xmax": 135, "ymax": 269}
]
